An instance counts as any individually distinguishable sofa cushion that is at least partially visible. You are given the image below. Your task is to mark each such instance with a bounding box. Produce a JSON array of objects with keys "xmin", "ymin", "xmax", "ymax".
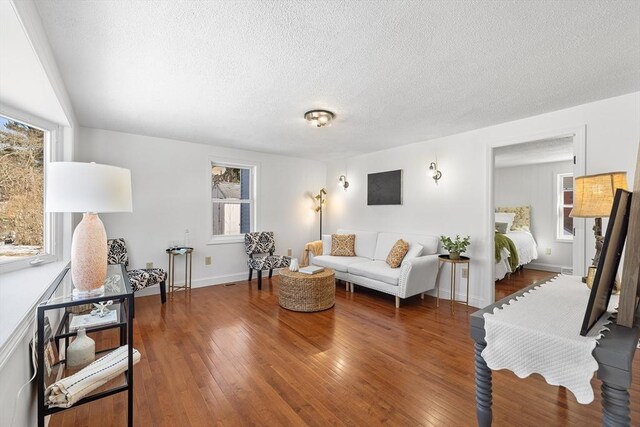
[
  {"xmin": 331, "ymin": 234, "xmax": 356, "ymax": 256},
  {"xmin": 374, "ymin": 232, "xmax": 437, "ymax": 260},
  {"xmin": 322, "ymin": 234, "xmax": 332, "ymax": 255},
  {"xmin": 337, "ymin": 229, "xmax": 378, "ymax": 259},
  {"xmin": 386, "ymin": 239, "xmax": 409, "ymax": 268},
  {"xmin": 347, "ymin": 260, "xmax": 401, "ymax": 286},
  {"xmin": 311, "ymin": 255, "xmax": 369, "ymax": 273}
]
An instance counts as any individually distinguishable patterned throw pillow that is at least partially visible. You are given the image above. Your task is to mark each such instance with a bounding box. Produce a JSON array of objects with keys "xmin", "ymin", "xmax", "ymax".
[
  {"xmin": 386, "ymin": 239, "xmax": 409, "ymax": 268},
  {"xmin": 496, "ymin": 206, "xmax": 531, "ymax": 231},
  {"xmin": 331, "ymin": 234, "xmax": 356, "ymax": 256}
]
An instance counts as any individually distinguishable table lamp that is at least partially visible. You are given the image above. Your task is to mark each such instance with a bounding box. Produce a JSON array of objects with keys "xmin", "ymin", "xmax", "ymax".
[
  {"xmin": 46, "ymin": 162, "xmax": 133, "ymax": 297},
  {"xmin": 570, "ymin": 171, "xmax": 627, "ymax": 269}
]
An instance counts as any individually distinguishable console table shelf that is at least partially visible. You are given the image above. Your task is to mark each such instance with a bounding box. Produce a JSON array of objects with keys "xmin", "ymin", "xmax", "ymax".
[{"xmin": 36, "ymin": 263, "xmax": 135, "ymax": 427}]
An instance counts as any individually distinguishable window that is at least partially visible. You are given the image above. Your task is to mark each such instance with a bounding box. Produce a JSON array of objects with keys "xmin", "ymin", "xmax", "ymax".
[
  {"xmin": 0, "ymin": 113, "xmax": 57, "ymax": 269},
  {"xmin": 209, "ymin": 161, "xmax": 255, "ymax": 243},
  {"xmin": 557, "ymin": 173, "xmax": 573, "ymax": 241}
]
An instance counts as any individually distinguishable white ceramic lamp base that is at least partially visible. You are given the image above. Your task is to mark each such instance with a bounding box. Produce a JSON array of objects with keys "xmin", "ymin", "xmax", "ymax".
[{"xmin": 71, "ymin": 213, "xmax": 108, "ymax": 297}]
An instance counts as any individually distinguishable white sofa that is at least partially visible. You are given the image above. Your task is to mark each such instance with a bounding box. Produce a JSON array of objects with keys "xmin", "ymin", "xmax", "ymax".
[{"xmin": 309, "ymin": 229, "xmax": 440, "ymax": 307}]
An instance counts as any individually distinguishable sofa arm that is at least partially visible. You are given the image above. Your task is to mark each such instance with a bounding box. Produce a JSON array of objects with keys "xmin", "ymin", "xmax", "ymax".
[
  {"xmin": 305, "ymin": 240, "xmax": 323, "ymax": 266},
  {"xmin": 398, "ymin": 254, "xmax": 440, "ymax": 298}
]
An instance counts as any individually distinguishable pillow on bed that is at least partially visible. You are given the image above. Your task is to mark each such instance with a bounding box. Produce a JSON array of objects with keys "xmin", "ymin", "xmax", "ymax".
[
  {"xmin": 495, "ymin": 222, "xmax": 509, "ymax": 234},
  {"xmin": 495, "ymin": 212, "xmax": 516, "ymax": 231},
  {"xmin": 496, "ymin": 206, "xmax": 531, "ymax": 231}
]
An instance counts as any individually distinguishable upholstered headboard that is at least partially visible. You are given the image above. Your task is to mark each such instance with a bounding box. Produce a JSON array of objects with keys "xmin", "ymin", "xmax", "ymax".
[{"xmin": 495, "ymin": 206, "xmax": 531, "ymax": 231}]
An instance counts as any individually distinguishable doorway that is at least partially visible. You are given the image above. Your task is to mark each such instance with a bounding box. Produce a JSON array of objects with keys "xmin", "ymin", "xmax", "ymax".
[{"xmin": 489, "ymin": 127, "xmax": 586, "ymax": 301}]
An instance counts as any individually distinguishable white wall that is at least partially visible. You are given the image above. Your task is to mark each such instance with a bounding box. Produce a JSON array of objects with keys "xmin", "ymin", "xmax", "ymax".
[
  {"xmin": 0, "ymin": 2, "xmax": 77, "ymax": 426},
  {"xmin": 77, "ymin": 127, "xmax": 327, "ymax": 291},
  {"xmin": 327, "ymin": 92, "xmax": 640, "ymax": 308},
  {"xmin": 495, "ymin": 161, "xmax": 573, "ymax": 271}
]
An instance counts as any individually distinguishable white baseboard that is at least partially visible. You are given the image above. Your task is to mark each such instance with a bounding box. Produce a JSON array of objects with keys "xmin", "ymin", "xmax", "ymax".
[
  {"xmin": 525, "ymin": 263, "xmax": 566, "ymax": 273},
  {"xmin": 133, "ymin": 269, "xmax": 284, "ymax": 297},
  {"xmin": 422, "ymin": 288, "xmax": 486, "ymax": 308}
]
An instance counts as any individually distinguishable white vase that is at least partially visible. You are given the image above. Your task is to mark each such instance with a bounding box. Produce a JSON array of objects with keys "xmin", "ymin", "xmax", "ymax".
[
  {"xmin": 289, "ymin": 258, "xmax": 299, "ymax": 271},
  {"xmin": 67, "ymin": 328, "xmax": 95, "ymax": 368}
]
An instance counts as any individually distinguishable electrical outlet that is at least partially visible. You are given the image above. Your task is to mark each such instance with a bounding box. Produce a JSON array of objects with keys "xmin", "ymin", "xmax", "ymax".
[
  {"xmin": 461, "ymin": 268, "xmax": 468, "ymax": 279},
  {"xmin": 545, "ymin": 248, "xmax": 552, "ymax": 256},
  {"xmin": 146, "ymin": 262, "xmax": 154, "ymax": 269},
  {"xmin": 287, "ymin": 248, "xmax": 292, "ymax": 256},
  {"xmin": 205, "ymin": 256, "xmax": 212, "ymax": 266}
]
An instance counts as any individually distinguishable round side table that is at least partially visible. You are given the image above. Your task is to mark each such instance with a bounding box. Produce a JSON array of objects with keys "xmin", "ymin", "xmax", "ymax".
[
  {"xmin": 279, "ymin": 268, "xmax": 335, "ymax": 312},
  {"xmin": 436, "ymin": 255, "xmax": 470, "ymax": 312}
]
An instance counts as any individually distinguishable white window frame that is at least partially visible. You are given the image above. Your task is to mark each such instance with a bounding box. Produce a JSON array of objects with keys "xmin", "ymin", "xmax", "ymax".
[
  {"xmin": 0, "ymin": 107, "xmax": 62, "ymax": 273},
  {"xmin": 556, "ymin": 172, "xmax": 574, "ymax": 242},
  {"xmin": 207, "ymin": 158, "xmax": 258, "ymax": 245}
]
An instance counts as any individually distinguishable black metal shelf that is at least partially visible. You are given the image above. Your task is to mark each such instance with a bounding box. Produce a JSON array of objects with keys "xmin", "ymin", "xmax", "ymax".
[{"xmin": 36, "ymin": 263, "xmax": 134, "ymax": 427}]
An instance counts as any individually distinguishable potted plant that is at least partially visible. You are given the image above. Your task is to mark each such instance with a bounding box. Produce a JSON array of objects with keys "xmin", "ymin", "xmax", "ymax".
[{"xmin": 440, "ymin": 235, "xmax": 471, "ymax": 260}]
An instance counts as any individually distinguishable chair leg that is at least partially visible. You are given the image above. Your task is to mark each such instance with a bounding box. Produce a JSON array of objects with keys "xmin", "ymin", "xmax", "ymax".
[
  {"xmin": 159, "ymin": 280, "xmax": 166, "ymax": 304},
  {"xmin": 257, "ymin": 270, "xmax": 262, "ymax": 290},
  {"xmin": 248, "ymin": 269, "xmax": 253, "ymax": 281},
  {"xmin": 269, "ymin": 269, "xmax": 273, "ymax": 279}
]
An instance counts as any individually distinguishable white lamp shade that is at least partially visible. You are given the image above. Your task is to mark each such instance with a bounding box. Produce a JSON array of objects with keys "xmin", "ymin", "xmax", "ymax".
[{"xmin": 46, "ymin": 162, "xmax": 133, "ymax": 213}]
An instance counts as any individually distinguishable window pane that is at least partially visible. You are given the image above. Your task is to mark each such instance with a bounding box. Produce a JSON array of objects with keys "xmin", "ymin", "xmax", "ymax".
[
  {"xmin": 0, "ymin": 116, "xmax": 45, "ymax": 263},
  {"xmin": 562, "ymin": 207, "xmax": 573, "ymax": 236},
  {"xmin": 211, "ymin": 165, "xmax": 250, "ymax": 200},
  {"xmin": 563, "ymin": 190, "xmax": 573, "ymax": 205},
  {"xmin": 563, "ymin": 176, "xmax": 573, "ymax": 190},
  {"xmin": 212, "ymin": 202, "xmax": 251, "ymax": 236}
]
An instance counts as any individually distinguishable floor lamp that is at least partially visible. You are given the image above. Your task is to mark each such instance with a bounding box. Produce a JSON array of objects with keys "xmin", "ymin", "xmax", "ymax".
[
  {"xmin": 46, "ymin": 162, "xmax": 133, "ymax": 297},
  {"xmin": 314, "ymin": 188, "xmax": 327, "ymax": 240},
  {"xmin": 570, "ymin": 171, "xmax": 627, "ymax": 273}
]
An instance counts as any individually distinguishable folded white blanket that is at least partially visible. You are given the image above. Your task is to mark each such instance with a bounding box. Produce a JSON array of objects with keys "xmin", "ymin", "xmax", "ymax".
[{"xmin": 45, "ymin": 345, "xmax": 140, "ymax": 408}]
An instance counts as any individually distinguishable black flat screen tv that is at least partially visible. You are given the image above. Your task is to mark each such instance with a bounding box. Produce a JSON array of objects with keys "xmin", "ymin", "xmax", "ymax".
[{"xmin": 367, "ymin": 170, "xmax": 402, "ymax": 205}]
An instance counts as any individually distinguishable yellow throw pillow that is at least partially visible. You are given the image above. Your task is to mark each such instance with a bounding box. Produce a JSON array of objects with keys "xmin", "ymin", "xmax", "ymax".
[
  {"xmin": 386, "ymin": 239, "xmax": 409, "ymax": 268},
  {"xmin": 331, "ymin": 234, "xmax": 356, "ymax": 256}
]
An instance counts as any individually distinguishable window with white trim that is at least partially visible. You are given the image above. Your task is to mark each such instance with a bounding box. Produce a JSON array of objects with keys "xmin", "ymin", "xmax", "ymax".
[
  {"xmin": 210, "ymin": 161, "xmax": 255, "ymax": 243},
  {"xmin": 0, "ymin": 113, "xmax": 58, "ymax": 270},
  {"xmin": 557, "ymin": 173, "xmax": 574, "ymax": 241}
]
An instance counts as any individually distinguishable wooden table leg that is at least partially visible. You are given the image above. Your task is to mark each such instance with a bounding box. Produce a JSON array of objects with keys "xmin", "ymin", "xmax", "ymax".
[
  {"xmin": 475, "ymin": 341, "xmax": 493, "ymax": 427},
  {"xmin": 601, "ymin": 382, "xmax": 630, "ymax": 426}
]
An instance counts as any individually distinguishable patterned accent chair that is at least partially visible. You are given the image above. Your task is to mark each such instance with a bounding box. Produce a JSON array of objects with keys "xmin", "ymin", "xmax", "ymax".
[
  {"xmin": 107, "ymin": 238, "xmax": 167, "ymax": 304},
  {"xmin": 244, "ymin": 232, "xmax": 290, "ymax": 290}
]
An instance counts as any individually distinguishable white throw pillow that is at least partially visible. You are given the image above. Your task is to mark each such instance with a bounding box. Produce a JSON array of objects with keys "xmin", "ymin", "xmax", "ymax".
[
  {"xmin": 495, "ymin": 212, "xmax": 516, "ymax": 231},
  {"xmin": 322, "ymin": 234, "xmax": 332, "ymax": 255}
]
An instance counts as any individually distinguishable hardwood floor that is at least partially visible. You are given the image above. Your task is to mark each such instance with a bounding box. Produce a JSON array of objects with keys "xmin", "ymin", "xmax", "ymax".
[
  {"xmin": 50, "ymin": 276, "xmax": 639, "ymax": 426},
  {"xmin": 494, "ymin": 267, "xmax": 556, "ymax": 300}
]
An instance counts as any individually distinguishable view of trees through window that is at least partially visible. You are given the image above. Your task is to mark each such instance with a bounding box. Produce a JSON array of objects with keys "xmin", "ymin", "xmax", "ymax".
[
  {"xmin": 211, "ymin": 163, "xmax": 251, "ymax": 236},
  {"xmin": 0, "ymin": 115, "xmax": 45, "ymax": 262}
]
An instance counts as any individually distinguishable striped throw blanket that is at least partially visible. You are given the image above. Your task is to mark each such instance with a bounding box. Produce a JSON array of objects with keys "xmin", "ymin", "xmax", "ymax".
[{"xmin": 45, "ymin": 345, "xmax": 140, "ymax": 408}]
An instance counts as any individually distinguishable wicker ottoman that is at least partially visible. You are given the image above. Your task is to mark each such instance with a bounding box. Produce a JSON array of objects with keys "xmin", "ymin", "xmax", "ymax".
[{"xmin": 278, "ymin": 268, "xmax": 335, "ymax": 312}]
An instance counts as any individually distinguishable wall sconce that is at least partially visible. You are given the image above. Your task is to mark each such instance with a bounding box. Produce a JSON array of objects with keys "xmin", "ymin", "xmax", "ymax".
[
  {"xmin": 338, "ymin": 175, "xmax": 349, "ymax": 190},
  {"xmin": 428, "ymin": 162, "xmax": 442, "ymax": 183}
]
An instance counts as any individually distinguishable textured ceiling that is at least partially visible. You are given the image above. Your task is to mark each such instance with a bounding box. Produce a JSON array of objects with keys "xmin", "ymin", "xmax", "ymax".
[
  {"xmin": 34, "ymin": 0, "xmax": 640, "ymax": 160},
  {"xmin": 494, "ymin": 137, "xmax": 574, "ymax": 168}
]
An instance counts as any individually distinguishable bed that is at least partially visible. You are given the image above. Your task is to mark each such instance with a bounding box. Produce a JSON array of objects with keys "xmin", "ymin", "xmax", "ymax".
[{"xmin": 494, "ymin": 207, "xmax": 539, "ymax": 280}]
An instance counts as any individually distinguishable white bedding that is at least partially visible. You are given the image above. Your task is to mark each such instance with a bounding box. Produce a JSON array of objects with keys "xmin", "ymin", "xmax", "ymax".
[{"xmin": 495, "ymin": 230, "xmax": 538, "ymax": 280}]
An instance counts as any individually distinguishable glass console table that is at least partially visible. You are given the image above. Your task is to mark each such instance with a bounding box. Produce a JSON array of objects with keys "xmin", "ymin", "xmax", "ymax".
[{"xmin": 36, "ymin": 263, "xmax": 134, "ymax": 427}]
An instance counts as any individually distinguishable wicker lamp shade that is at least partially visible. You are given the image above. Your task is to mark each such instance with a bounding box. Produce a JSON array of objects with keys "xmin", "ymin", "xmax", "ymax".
[{"xmin": 570, "ymin": 172, "xmax": 627, "ymax": 218}]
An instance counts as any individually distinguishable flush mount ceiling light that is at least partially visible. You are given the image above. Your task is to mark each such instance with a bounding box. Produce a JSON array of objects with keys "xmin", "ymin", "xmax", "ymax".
[{"xmin": 304, "ymin": 110, "xmax": 335, "ymax": 128}]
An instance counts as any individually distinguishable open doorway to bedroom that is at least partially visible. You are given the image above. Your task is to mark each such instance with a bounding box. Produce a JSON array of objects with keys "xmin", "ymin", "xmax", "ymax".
[{"xmin": 492, "ymin": 134, "xmax": 585, "ymax": 301}]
